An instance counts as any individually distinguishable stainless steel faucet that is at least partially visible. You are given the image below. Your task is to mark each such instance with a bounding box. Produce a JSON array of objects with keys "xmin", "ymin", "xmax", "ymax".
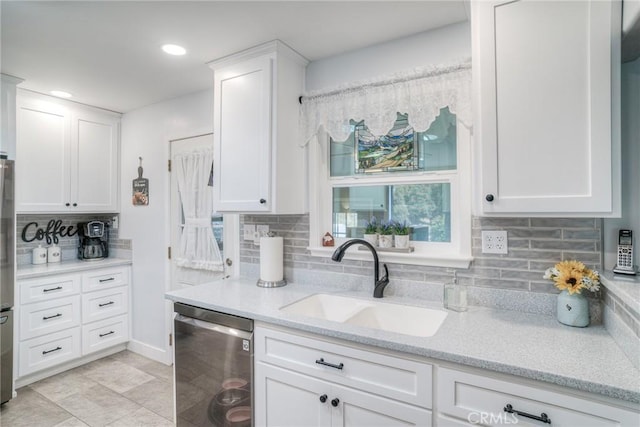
[{"xmin": 331, "ymin": 238, "xmax": 389, "ymax": 298}]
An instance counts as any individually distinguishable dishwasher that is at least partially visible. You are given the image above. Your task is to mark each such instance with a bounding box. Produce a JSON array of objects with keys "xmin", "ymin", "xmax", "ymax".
[{"xmin": 174, "ymin": 302, "xmax": 253, "ymax": 427}]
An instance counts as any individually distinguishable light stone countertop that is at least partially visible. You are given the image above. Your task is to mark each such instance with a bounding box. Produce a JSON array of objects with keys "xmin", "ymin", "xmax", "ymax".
[
  {"xmin": 602, "ymin": 271, "xmax": 640, "ymax": 316},
  {"xmin": 17, "ymin": 258, "xmax": 132, "ymax": 280},
  {"xmin": 166, "ymin": 277, "xmax": 640, "ymax": 405}
]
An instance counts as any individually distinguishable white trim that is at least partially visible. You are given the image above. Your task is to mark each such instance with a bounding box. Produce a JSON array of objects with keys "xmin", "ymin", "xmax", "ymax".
[{"xmin": 127, "ymin": 339, "xmax": 170, "ymax": 365}]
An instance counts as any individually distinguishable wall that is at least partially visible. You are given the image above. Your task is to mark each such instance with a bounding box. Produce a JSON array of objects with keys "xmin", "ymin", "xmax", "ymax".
[
  {"xmin": 604, "ymin": 57, "xmax": 640, "ymax": 269},
  {"xmin": 119, "ymin": 89, "xmax": 213, "ymax": 360},
  {"xmin": 16, "ymin": 214, "xmax": 129, "ymax": 265}
]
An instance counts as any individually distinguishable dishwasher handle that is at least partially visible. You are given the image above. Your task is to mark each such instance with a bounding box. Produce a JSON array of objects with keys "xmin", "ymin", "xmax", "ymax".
[{"xmin": 174, "ymin": 314, "xmax": 253, "ymax": 341}]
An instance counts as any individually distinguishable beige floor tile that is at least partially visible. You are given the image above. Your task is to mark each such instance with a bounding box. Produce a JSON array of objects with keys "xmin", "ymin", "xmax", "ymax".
[
  {"xmin": 29, "ymin": 369, "xmax": 100, "ymax": 403},
  {"xmin": 53, "ymin": 416, "xmax": 91, "ymax": 426},
  {"xmin": 138, "ymin": 360, "xmax": 174, "ymax": 384},
  {"xmin": 123, "ymin": 378, "xmax": 174, "ymax": 421},
  {"xmin": 56, "ymin": 384, "xmax": 141, "ymax": 426},
  {"xmin": 0, "ymin": 387, "xmax": 72, "ymax": 427},
  {"xmin": 107, "ymin": 350, "xmax": 153, "ymax": 369},
  {"xmin": 106, "ymin": 407, "xmax": 173, "ymax": 427},
  {"xmin": 82, "ymin": 359, "xmax": 155, "ymax": 394}
]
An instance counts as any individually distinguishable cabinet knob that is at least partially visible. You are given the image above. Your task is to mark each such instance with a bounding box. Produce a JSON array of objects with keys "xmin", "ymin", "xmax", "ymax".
[
  {"xmin": 65, "ymin": 203, "xmax": 70, "ymax": 207},
  {"xmin": 72, "ymin": 203, "xmax": 77, "ymax": 207},
  {"xmin": 485, "ymin": 194, "xmax": 495, "ymax": 202},
  {"xmin": 331, "ymin": 398, "xmax": 340, "ymax": 407},
  {"xmin": 319, "ymin": 394, "xmax": 327, "ymax": 403},
  {"xmin": 259, "ymin": 198, "xmax": 267, "ymax": 205}
]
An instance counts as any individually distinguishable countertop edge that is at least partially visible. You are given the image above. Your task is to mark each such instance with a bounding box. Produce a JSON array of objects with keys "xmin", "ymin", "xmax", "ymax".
[{"xmin": 17, "ymin": 258, "xmax": 132, "ymax": 279}]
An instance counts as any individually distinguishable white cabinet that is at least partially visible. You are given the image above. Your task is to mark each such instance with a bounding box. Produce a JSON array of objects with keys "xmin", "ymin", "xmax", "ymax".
[
  {"xmin": 254, "ymin": 325, "xmax": 432, "ymax": 427},
  {"xmin": 437, "ymin": 367, "xmax": 639, "ymax": 426},
  {"xmin": 17, "ymin": 266, "xmax": 130, "ymax": 379},
  {"xmin": 209, "ymin": 40, "xmax": 308, "ymax": 214},
  {"xmin": 472, "ymin": 0, "xmax": 621, "ymax": 216},
  {"xmin": 1, "ymin": 74, "xmax": 23, "ymax": 160},
  {"xmin": 16, "ymin": 90, "xmax": 120, "ymax": 213}
]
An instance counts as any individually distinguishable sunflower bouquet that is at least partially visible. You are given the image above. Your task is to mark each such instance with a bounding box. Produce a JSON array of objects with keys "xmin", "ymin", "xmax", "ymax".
[{"xmin": 543, "ymin": 260, "xmax": 600, "ymax": 295}]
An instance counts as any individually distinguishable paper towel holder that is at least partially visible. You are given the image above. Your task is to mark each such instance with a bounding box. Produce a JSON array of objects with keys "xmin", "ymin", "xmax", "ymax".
[{"xmin": 256, "ymin": 278, "xmax": 287, "ymax": 288}]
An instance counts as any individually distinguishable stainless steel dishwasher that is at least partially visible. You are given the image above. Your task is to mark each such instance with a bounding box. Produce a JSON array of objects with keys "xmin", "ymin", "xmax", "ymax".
[{"xmin": 174, "ymin": 302, "xmax": 253, "ymax": 427}]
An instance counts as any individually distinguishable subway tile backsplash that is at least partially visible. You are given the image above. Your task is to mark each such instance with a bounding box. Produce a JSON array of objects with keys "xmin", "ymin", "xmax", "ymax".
[
  {"xmin": 240, "ymin": 214, "xmax": 604, "ymax": 318},
  {"xmin": 16, "ymin": 214, "xmax": 130, "ymax": 265}
]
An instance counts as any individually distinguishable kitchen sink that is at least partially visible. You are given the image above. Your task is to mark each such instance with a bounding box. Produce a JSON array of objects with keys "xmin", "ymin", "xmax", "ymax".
[{"xmin": 280, "ymin": 294, "xmax": 448, "ymax": 337}]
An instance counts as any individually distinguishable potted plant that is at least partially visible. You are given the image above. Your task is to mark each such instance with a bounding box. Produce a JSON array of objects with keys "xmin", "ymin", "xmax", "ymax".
[
  {"xmin": 392, "ymin": 221, "xmax": 411, "ymax": 249},
  {"xmin": 543, "ymin": 260, "xmax": 600, "ymax": 327},
  {"xmin": 363, "ymin": 218, "xmax": 379, "ymax": 247},
  {"xmin": 377, "ymin": 221, "xmax": 393, "ymax": 248}
]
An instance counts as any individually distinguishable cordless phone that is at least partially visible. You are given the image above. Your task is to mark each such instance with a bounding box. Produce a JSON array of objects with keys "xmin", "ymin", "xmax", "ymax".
[{"xmin": 613, "ymin": 229, "xmax": 636, "ymax": 275}]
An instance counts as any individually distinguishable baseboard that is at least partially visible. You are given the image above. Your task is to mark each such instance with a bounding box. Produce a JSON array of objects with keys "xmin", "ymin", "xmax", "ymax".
[{"xmin": 127, "ymin": 339, "xmax": 170, "ymax": 365}]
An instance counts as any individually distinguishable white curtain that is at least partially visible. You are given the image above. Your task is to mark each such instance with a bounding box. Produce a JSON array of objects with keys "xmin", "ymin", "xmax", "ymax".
[
  {"xmin": 174, "ymin": 148, "xmax": 224, "ymax": 272},
  {"xmin": 300, "ymin": 59, "xmax": 472, "ymax": 143}
]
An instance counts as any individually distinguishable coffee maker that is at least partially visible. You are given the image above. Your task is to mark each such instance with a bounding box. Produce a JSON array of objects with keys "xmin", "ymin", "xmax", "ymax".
[{"xmin": 78, "ymin": 220, "xmax": 109, "ymax": 260}]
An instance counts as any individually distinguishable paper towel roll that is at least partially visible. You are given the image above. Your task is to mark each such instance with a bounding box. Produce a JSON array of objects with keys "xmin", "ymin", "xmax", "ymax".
[{"xmin": 260, "ymin": 236, "xmax": 284, "ymax": 282}]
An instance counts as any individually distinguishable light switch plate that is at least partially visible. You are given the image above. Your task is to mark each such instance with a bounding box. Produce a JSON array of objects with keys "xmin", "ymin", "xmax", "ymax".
[
  {"xmin": 243, "ymin": 224, "xmax": 256, "ymax": 241},
  {"xmin": 482, "ymin": 230, "xmax": 508, "ymax": 254}
]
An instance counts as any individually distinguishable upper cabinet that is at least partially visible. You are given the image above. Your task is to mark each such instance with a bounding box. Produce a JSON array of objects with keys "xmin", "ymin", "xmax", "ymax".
[
  {"xmin": 473, "ymin": 0, "xmax": 621, "ymax": 216},
  {"xmin": 209, "ymin": 40, "xmax": 309, "ymax": 214},
  {"xmin": 16, "ymin": 90, "xmax": 120, "ymax": 213},
  {"xmin": 1, "ymin": 74, "xmax": 23, "ymax": 160}
]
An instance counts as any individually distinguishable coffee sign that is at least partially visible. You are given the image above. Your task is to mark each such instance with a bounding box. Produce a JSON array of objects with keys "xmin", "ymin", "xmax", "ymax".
[{"xmin": 22, "ymin": 219, "xmax": 78, "ymax": 244}]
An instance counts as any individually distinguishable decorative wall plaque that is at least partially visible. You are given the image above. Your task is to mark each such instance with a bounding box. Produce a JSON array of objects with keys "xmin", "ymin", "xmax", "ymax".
[{"xmin": 132, "ymin": 157, "xmax": 149, "ymax": 206}]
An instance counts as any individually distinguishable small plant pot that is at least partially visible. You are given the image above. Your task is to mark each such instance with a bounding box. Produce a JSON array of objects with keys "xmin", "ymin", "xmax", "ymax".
[
  {"xmin": 394, "ymin": 234, "xmax": 410, "ymax": 249},
  {"xmin": 378, "ymin": 234, "xmax": 393, "ymax": 248},
  {"xmin": 363, "ymin": 233, "xmax": 378, "ymax": 247}
]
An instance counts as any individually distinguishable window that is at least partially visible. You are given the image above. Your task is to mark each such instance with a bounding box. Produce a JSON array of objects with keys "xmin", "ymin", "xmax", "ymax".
[{"xmin": 309, "ymin": 107, "xmax": 472, "ymax": 267}]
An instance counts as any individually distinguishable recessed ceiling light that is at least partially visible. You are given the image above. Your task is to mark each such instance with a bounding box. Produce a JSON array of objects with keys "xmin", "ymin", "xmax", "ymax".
[
  {"xmin": 50, "ymin": 90, "xmax": 72, "ymax": 98},
  {"xmin": 162, "ymin": 44, "xmax": 186, "ymax": 56}
]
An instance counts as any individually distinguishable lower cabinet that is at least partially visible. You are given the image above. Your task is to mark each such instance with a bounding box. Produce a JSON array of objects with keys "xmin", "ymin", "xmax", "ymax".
[
  {"xmin": 17, "ymin": 265, "xmax": 131, "ymax": 379},
  {"xmin": 437, "ymin": 367, "xmax": 639, "ymax": 427},
  {"xmin": 254, "ymin": 325, "xmax": 432, "ymax": 427}
]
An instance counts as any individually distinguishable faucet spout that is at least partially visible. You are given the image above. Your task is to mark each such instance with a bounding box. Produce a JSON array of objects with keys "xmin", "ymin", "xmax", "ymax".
[{"xmin": 331, "ymin": 238, "xmax": 389, "ymax": 298}]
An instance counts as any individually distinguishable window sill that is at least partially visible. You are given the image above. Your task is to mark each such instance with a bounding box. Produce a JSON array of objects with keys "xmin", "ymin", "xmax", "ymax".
[{"xmin": 308, "ymin": 246, "xmax": 473, "ymax": 269}]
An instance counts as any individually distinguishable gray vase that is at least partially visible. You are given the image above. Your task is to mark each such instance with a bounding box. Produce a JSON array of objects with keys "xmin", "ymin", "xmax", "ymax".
[{"xmin": 556, "ymin": 290, "xmax": 589, "ymax": 327}]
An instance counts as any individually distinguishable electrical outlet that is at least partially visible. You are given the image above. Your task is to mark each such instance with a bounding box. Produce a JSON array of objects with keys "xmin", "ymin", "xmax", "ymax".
[
  {"xmin": 482, "ymin": 230, "xmax": 508, "ymax": 254},
  {"xmin": 256, "ymin": 225, "xmax": 269, "ymax": 235},
  {"xmin": 111, "ymin": 216, "xmax": 119, "ymax": 230},
  {"xmin": 243, "ymin": 224, "xmax": 256, "ymax": 241}
]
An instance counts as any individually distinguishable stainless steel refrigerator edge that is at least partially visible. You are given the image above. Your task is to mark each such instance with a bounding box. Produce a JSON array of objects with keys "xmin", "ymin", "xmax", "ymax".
[{"xmin": 0, "ymin": 159, "xmax": 15, "ymax": 404}]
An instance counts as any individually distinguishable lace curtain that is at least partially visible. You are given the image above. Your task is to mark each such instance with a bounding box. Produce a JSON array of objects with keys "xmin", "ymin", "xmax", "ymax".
[
  {"xmin": 173, "ymin": 148, "xmax": 224, "ymax": 272},
  {"xmin": 300, "ymin": 59, "xmax": 472, "ymax": 143}
]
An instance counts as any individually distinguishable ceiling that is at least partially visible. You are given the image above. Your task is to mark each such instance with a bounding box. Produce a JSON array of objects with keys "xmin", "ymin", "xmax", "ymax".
[{"xmin": 1, "ymin": 1, "xmax": 470, "ymax": 113}]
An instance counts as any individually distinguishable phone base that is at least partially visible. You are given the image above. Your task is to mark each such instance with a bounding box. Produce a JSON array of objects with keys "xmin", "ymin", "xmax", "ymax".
[{"xmin": 613, "ymin": 265, "xmax": 637, "ymax": 275}]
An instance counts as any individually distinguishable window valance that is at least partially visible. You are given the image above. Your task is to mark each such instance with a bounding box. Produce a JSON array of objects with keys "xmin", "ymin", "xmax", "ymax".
[{"xmin": 300, "ymin": 59, "xmax": 472, "ymax": 143}]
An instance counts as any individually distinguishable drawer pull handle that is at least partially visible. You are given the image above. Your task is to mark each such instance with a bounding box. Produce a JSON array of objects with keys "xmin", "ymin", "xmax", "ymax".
[
  {"xmin": 43, "ymin": 286, "xmax": 63, "ymax": 293},
  {"xmin": 99, "ymin": 330, "xmax": 115, "ymax": 338},
  {"xmin": 42, "ymin": 346, "xmax": 62, "ymax": 355},
  {"xmin": 99, "ymin": 277, "xmax": 115, "ymax": 283},
  {"xmin": 43, "ymin": 313, "xmax": 63, "ymax": 320},
  {"xmin": 504, "ymin": 404, "xmax": 551, "ymax": 424},
  {"xmin": 315, "ymin": 358, "xmax": 344, "ymax": 370},
  {"xmin": 99, "ymin": 301, "xmax": 115, "ymax": 307}
]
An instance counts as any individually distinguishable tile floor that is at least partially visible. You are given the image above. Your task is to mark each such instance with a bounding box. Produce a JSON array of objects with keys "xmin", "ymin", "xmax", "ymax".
[{"xmin": 0, "ymin": 351, "xmax": 174, "ymax": 427}]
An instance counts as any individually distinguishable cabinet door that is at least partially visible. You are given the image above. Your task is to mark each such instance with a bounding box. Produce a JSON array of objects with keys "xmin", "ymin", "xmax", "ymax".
[
  {"xmin": 16, "ymin": 94, "xmax": 71, "ymax": 212},
  {"xmin": 474, "ymin": 0, "xmax": 620, "ymax": 215},
  {"xmin": 256, "ymin": 362, "xmax": 332, "ymax": 427},
  {"xmin": 213, "ymin": 54, "xmax": 272, "ymax": 212},
  {"xmin": 72, "ymin": 110, "xmax": 119, "ymax": 212}
]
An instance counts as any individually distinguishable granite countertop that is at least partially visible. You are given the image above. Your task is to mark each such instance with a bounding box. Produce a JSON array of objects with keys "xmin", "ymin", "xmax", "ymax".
[
  {"xmin": 166, "ymin": 277, "xmax": 640, "ymax": 405},
  {"xmin": 17, "ymin": 258, "xmax": 132, "ymax": 280},
  {"xmin": 602, "ymin": 271, "xmax": 640, "ymax": 315}
]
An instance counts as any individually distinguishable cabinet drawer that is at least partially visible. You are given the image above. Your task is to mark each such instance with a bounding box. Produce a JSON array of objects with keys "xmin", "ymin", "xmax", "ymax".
[
  {"xmin": 255, "ymin": 326, "xmax": 432, "ymax": 409},
  {"xmin": 19, "ymin": 327, "xmax": 81, "ymax": 377},
  {"xmin": 20, "ymin": 274, "xmax": 80, "ymax": 304},
  {"xmin": 82, "ymin": 314, "xmax": 128, "ymax": 355},
  {"xmin": 20, "ymin": 295, "xmax": 81, "ymax": 340},
  {"xmin": 82, "ymin": 267, "xmax": 129, "ymax": 292},
  {"xmin": 82, "ymin": 286, "xmax": 128, "ymax": 323},
  {"xmin": 438, "ymin": 368, "xmax": 639, "ymax": 426}
]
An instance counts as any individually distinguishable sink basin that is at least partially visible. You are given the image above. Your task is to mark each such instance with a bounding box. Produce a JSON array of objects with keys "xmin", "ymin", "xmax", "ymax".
[{"xmin": 280, "ymin": 293, "xmax": 448, "ymax": 337}]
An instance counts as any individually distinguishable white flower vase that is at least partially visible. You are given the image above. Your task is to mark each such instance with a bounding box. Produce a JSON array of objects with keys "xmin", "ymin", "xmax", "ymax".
[
  {"xmin": 394, "ymin": 234, "xmax": 410, "ymax": 249},
  {"xmin": 378, "ymin": 234, "xmax": 393, "ymax": 248},
  {"xmin": 363, "ymin": 233, "xmax": 378, "ymax": 247},
  {"xmin": 556, "ymin": 290, "xmax": 589, "ymax": 327}
]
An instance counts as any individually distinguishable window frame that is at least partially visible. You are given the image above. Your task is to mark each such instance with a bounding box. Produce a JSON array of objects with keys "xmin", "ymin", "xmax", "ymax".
[{"xmin": 308, "ymin": 115, "xmax": 472, "ymax": 268}]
